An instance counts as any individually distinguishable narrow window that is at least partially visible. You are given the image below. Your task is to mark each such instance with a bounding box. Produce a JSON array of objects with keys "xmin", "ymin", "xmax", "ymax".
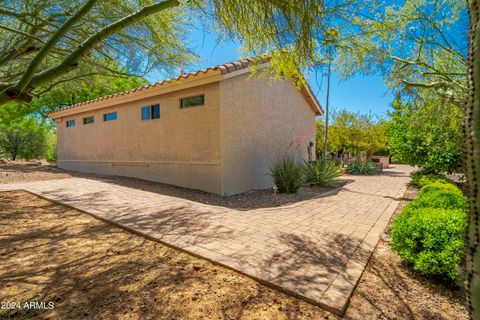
[
  {"xmin": 180, "ymin": 95, "xmax": 204, "ymax": 108},
  {"xmin": 103, "ymin": 112, "xmax": 117, "ymax": 121},
  {"xmin": 83, "ymin": 116, "xmax": 94, "ymax": 125},
  {"xmin": 141, "ymin": 106, "xmax": 151, "ymax": 120},
  {"xmin": 141, "ymin": 105, "xmax": 160, "ymax": 120},
  {"xmin": 151, "ymin": 104, "xmax": 160, "ymax": 119},
  {"xmin": 66, "ymin": 120, "xmax": 76, "ymax": 127}
]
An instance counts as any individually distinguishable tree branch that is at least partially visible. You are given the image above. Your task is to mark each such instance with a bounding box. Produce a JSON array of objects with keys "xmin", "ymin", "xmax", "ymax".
[
  {"xmin": 402, "ymin": 80, "xmax": 449, "ymax": 89},
  {"xmin": 0, "ymin": 25, "xmax": 43, "ymax": 41},
  {"xmin": 28, "ymin": 0, "xmax": 179, "ymax": 88},
  {"xmin": 16, "ymin": 0, "xmax": 98, "ymax": 92},
  {"xmin": 0, "ymin": 0, "xmax": 180, "ymax": 106}
]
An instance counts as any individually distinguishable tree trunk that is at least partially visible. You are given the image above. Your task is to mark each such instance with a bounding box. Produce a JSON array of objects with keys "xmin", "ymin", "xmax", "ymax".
[{"xmin": 465, "ymin": 1, "xmax": 480, "ymax": 318}]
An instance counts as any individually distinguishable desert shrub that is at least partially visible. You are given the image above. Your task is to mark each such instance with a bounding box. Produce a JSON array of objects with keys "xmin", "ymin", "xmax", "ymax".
[
  {"xmin": 303, "ymin": 159, "xmax": 342, "ymax": 187},
  {"xmin": 411, "ymin": 188, "xmax": 466, "ymax": 210},
  {"xmin": 346, "ymin": 161, "xmax": 379, "ymax": 175},
  {"xmin": 410, "ymin": 171, "xmax": 454, "ymax": 188},
  {"xmin": 391, "ymin": 207, "xmax": 467, "ymax": 284},
  {"xmin": 45, "ymin": 145, "xmax": 57, "ymax": 164},
  {"xmin": 269, "ymin": 154, "xmax": 304, "ymax": 194},
  {"xmin": 418, "ymin": 181, "xmax": 462, "ymax": 195},
  {"xmin": 45, "ymin": 134, "xmax": 57, "ymax": 164}
]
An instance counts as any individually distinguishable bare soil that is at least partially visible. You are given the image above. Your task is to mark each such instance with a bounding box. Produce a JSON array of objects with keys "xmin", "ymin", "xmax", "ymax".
[
  {"xmin": 0, "ymin": 162, "xmax": 74, "ymax": 184},
  {"xmin": 0, "ymin": 190, "xmax": 335, "ymax": 320},
  {"xmin": 0, "ymin": 163, "xmax": 469, "ymax": 319}
]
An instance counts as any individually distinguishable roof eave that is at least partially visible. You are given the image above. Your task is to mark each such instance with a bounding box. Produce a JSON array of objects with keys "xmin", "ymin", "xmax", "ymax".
[{"xmin": 48, "ymin": 69, "xmax": 224, "ymax": 119}]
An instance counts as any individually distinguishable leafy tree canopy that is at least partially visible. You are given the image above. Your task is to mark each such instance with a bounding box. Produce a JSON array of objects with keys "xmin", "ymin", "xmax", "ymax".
[
  {"xmin": 386, "ymin": 96, "xmax": 463, "ymax": 173},
  {"xmin": 316, "ymin": 109, "xmax": 387, "ymax": 158},
  {"xmin": 0, "ymin": 66, "xmax": 147, "ymax": 126},
  {"xmin": 0, "ymin": 0, "xmax": 338, "ymax": 106},
  {"xmin": 327, "ymin": 0, "xmax": 467, "ymax": 104}
]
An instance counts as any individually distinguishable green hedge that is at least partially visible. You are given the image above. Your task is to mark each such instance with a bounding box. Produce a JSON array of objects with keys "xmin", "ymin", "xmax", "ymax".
[
  {"xmin": 419, "ymin": 181, "xmax": 462, "ymax": 196},
  {"xmin": 391, "ymin": 176, "xmax": 467, "ymax": 284},
  {"xmin": 410, "ymin": 171, "xmax": 454, "ymax": 188},
  {"xmin": 410, "ymin": 183, "xmax": 466, "ymax": 210}
]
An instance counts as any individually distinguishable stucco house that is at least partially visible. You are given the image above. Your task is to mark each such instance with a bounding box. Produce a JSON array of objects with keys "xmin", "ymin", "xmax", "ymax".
[{"xmin": 48, "ymin": 59, "xmax": 323, "ymax": 195}]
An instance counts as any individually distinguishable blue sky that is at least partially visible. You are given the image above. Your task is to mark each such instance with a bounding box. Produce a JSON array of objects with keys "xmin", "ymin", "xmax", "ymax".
[{"xmin": 147, "ymin": 28, "xmax": 394, "ymax": 118}]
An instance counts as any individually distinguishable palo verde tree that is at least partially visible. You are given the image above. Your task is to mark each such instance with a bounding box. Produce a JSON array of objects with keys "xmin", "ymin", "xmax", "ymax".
[
  {"xmin": 330, "ymin": 0, "xmax": 467, "ymax": 106},
  {"xmin": 0, "ymin": 0, "xmax": 337, "ymax": 105},
  {"xmin": 0, "ymin": 0, "xmax": 193, "ymax": 104}
]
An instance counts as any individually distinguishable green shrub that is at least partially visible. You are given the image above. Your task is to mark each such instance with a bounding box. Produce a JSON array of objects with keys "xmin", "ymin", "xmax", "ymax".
[
  {"xmin": 346, "ymin": 161, "xmax": 379, "ymax": 175},
  {"xmin": 304, "ymin": 159, "xmax": 342, "ymax": 187},
  {"xmin": 391, "ymin": 207, "xmax": 467, "ymax": 284},
  {"xmin": 419, "ymin": 181, "xmax": 462, "ymax": 196},
  {"xmin": 45, "ymin": 146, "xmax": 57, "ymax": 164},
  {"xmin": 45, "ymin": 133, "xmax": 57, "ymax": 164},
  {"xmin": 269, "ymin": 154, "xmax": 304, "ymax": 194},
  {"xmin": 413, "ymin": 190, "xmax": 466, "ymax": 210},
  {"xmin": 410, "ymin": 171, "xmax": 454, "ymax": 188},
  {"xmin": 407, "ymin": 182, "xmax": 466, "ymax": 210}
]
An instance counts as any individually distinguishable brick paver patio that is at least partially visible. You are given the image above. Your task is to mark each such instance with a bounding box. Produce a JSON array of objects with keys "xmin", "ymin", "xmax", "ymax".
[{"xmin": 0, "ymin": 165, "xmax": 413, "ymax": 315}]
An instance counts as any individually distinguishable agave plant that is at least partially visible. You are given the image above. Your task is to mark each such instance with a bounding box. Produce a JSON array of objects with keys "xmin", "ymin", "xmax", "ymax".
[
  {"xmin": 347, "ymin": 160, "xmax": 379, "ymax": 175},
  {"xmin": 269, "ymin": 154, "xmax": 304, "ymax": 193},
  {"xmin": 303, "ymin": 159, "xmax": 342, "ymax": 187}
]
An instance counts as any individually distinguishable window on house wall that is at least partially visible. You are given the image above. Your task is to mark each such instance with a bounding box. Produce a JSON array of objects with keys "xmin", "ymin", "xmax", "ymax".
[
  {"xmin": 103, "ymin": 112, "xmax": 117, "ymax": 121},
  {"xmin": 152, "ymin": 104, "xmax": 160, "ymax": 119},
  {"xmin": 180, "ymin": 95, "xmax": 204, "ymax": 108},
  {"xmin": 83, "ymin": 116, "xmax": 94, "ymax": 124},
  {"xmin": 66, "ymin": 120, "xmax": 75, "ymax": 127},
  {"xmin": 141, "ymin": 104, "xmax": 160, "ymax": 120}
]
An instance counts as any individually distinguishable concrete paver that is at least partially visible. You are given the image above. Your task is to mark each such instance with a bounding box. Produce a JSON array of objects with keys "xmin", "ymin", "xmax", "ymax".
[{"xmin": 0, "ymin": 165, "xmax": 413, "ymax": 315}]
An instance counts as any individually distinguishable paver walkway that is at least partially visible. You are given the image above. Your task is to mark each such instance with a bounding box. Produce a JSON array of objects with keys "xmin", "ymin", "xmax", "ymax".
[{"xmin": 0, "ymin": 165, "xmax": 413, "ymax": 315}]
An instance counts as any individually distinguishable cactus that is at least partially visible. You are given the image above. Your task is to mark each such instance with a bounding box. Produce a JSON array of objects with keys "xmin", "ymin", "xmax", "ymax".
[{"xmin": 465, "ymin": 1, "xmax": 480, "ymax": 318}]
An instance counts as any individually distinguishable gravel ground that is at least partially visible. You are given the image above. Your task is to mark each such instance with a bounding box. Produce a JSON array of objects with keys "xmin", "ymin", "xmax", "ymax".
[
  {"xmin": 0, "ymin": 162, "xmax": 75, "ymax": 184},
  {"xmin": 0, "ymin": 162, "xmax": 469, "ymax": 319},
  {"xmin": 0, "ymin": 190, "xmax": 335, "ymax": 320}
]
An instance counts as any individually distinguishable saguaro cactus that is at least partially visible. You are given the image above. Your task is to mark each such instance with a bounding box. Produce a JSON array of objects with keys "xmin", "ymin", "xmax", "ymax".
[{"xmin": 465, "ymin": 1, "xmax": 480, "ymax": 318}]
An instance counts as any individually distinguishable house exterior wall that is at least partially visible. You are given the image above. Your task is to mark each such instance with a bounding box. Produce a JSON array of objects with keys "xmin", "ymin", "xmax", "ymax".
[
  {"xmin": 219, "ymin": 73, "xmax": 317, "ymax": 195},
  {"xmin": 56, "ymin": 82, "xmax": 223, "ymax": 194}
]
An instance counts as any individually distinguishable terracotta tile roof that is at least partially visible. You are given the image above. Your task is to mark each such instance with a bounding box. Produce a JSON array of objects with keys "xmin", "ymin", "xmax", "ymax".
[
  {"xmin": 47, "ymin": 57, "xmax": 322, "ymax": 116},
  {"xmin": 48, "ymin": 58, "xmax": 268, "ymax": 116}
]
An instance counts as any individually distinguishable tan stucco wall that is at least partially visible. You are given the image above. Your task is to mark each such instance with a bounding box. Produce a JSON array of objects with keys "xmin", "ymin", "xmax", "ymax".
[
  {"xmin": 56, "ymin": 82, "xmax": 222, "ymax": 194},
  {"xmin": 219, "ymin": 73, "xmax": 317, "ymax": 195}
]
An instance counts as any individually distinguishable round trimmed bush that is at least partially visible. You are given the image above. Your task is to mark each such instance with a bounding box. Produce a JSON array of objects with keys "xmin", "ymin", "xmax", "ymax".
[
  {"xmin": 391, "ymin": 207, "xmax": 467, "ymax": 284},
  {"xmin": 412, "ymin": 186, "xmax": 466, "ymax": 210},
  {"xmin": 419, "ymin": 181, "xmax": 463, "ymax": 196},
  {"xmin": 410, "ymin": 171, "xmax": 455, "ymax": 188}
]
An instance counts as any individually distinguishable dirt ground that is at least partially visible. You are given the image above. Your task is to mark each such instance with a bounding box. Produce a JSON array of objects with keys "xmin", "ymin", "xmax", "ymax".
[
  {"xmin": 0, "ymin": 190, "xmax": 335, "ymax": 320},
  {"xmin": 0, "ymin": 163, "xmax": 469, "ymax": 319}
]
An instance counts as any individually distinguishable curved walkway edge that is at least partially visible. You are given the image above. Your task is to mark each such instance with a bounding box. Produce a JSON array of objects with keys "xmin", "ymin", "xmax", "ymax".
[{"xmin": 0, "ymin": 165, "xmax": 414, "ymax": 315}]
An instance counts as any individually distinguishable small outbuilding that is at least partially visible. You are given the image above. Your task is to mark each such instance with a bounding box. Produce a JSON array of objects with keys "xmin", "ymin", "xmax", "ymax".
[{"xmin": 48, "ymin": 59, "xmax": 323, "ymax": 195}]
